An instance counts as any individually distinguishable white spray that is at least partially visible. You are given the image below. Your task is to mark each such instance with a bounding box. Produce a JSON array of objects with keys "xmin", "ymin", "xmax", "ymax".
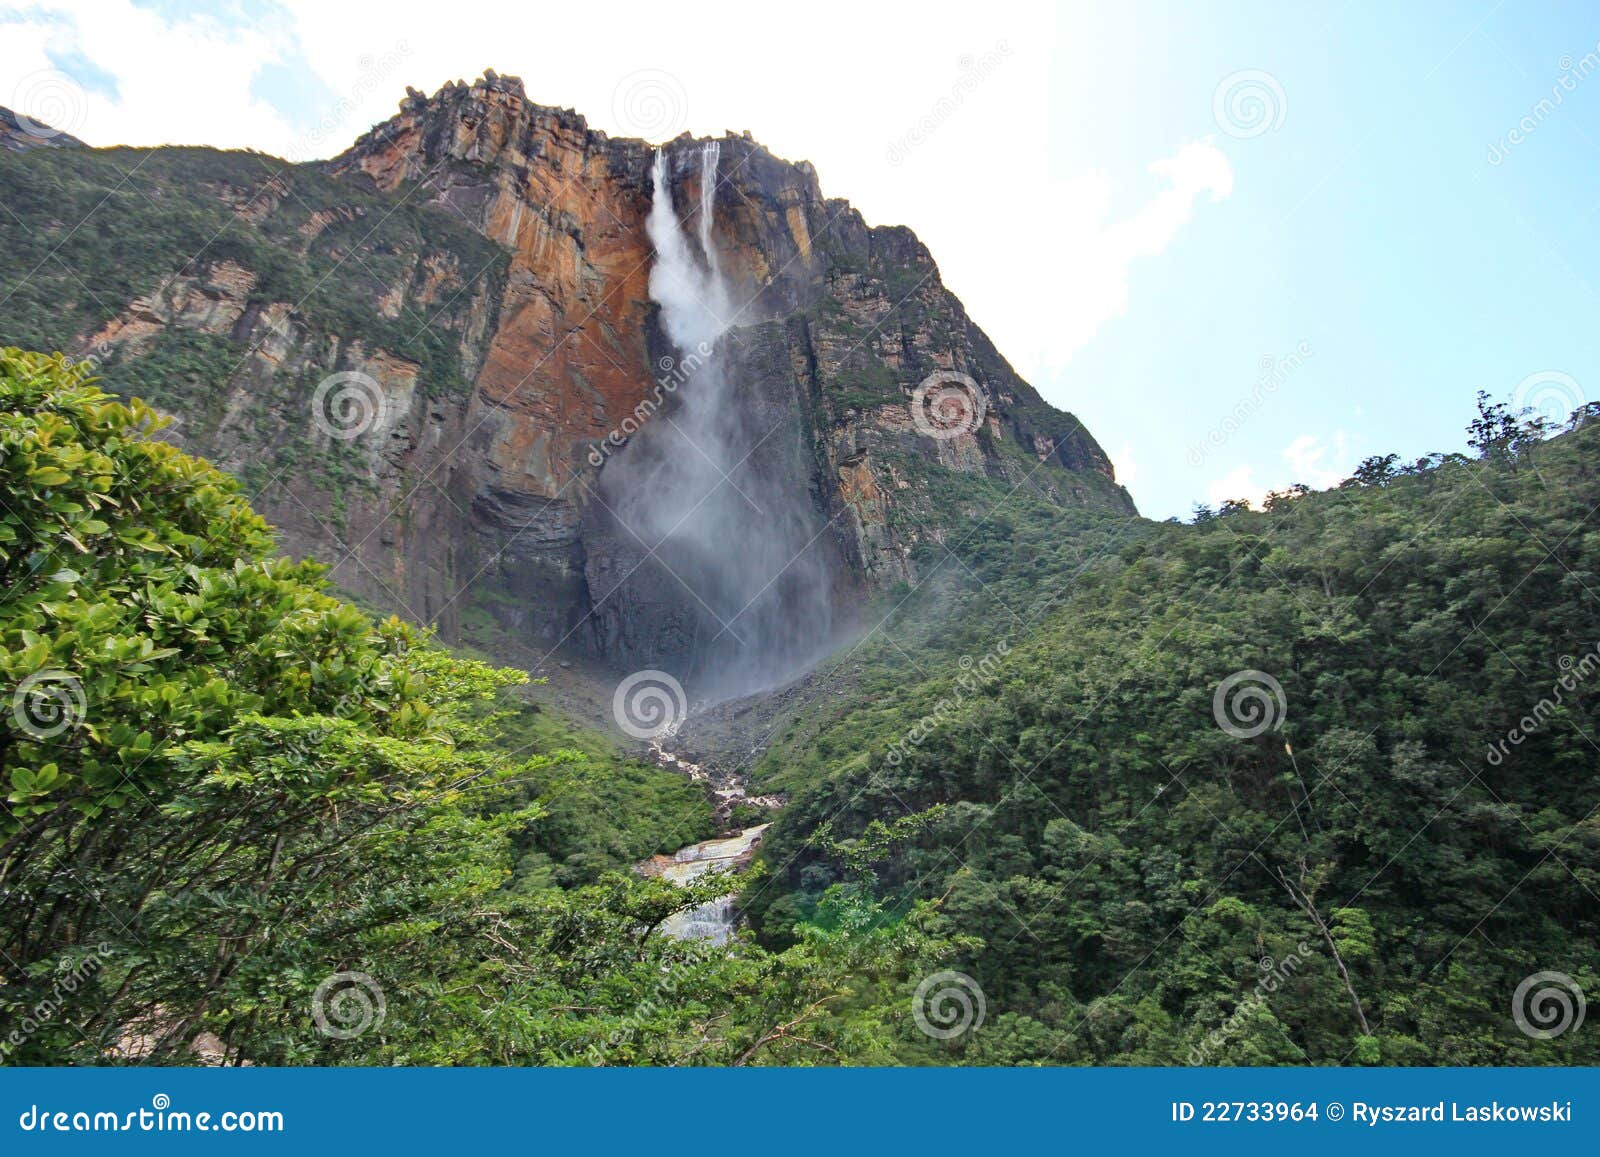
[
  {"xmin": 599, "ymin": 143, "xmax": 832, "ymax": 697},
  {"xmin": 646, "ymin": 143, "xmax": 729, "ymax": 350}
]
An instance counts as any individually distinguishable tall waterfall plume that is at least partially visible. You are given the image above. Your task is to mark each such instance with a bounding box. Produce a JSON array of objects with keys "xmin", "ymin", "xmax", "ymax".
[{"xmin": 596, "ymin": 142, "xmax": 832, "ymax": 699}]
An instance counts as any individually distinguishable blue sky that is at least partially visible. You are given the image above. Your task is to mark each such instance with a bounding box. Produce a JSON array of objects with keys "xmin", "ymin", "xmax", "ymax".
[
  {"xmin": 1044, "ymin": 1, "xmax": 1600, "ymax": 515},
  {"xmin": 2, "ymin": 1, "xmax": 1596, "ymax": 518}
]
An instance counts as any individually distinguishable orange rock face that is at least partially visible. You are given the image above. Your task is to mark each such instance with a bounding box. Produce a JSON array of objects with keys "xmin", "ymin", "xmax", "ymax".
[{"xmin": 338, "ymin": 79, "xmax": 660, "ymax": 499}]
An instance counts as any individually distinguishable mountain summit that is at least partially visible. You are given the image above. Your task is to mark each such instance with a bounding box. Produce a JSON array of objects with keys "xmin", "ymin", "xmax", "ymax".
[{"xmin": 0, "ymin": 71, "xmax": 1129, "ymax": 688}]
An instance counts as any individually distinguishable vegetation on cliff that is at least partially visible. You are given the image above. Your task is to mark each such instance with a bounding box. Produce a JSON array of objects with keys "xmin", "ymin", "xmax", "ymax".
[
  {"xmin": 2, "ymin": 86, "xmax": 1595, "ymax": 1068},
  {"xmin": 0, "ymin": 145, "xmax": 504, "ymax": 405}
]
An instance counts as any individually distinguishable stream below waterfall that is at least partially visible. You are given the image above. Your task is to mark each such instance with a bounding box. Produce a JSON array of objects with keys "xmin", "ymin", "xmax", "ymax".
[
  {"xmin": 646, "ymin": 824, "xmax": 770, "ymax": 944},
  {"xmin": 638, "ymin": 735, "xmax": 783, "ymax": 942}
]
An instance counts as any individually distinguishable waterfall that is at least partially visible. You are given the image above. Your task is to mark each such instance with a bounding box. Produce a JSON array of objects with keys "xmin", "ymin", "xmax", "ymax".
[
  {"xmin": 649, "ymin": 824, "xmax": 770, "ymax": 944},
  {"xmin": 644, "ymin": 143, "xmax": 729, "ymax": 350},
  {"xmin": 598, "ymin": 144, "xmax": 832, "ymax": 699},
  {"xmin": 695, "ymin": 141, "xmax": 724, "ymax": 301},
  {"xmin": 661, "ymin": 896, "xmax": 740, "ymax": 945}
]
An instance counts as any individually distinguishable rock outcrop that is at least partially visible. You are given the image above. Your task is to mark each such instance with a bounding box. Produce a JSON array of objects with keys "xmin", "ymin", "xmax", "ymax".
[
  {"xmin": 0, "ymin": 106, "xmax": 85, "ymax": 152},
  {"xmin": 0, "ymin": 74, "xmax": 1133, "ymax": 680}
]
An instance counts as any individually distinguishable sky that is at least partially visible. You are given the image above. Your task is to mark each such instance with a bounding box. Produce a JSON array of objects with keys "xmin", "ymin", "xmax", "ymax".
[{"xmin": 3, "ymin": 0, "xmax": 1598, "ymax": 518}]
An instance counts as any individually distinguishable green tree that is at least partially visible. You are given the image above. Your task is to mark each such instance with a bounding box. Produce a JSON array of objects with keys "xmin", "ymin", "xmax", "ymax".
[{"xmin": 0, "ymin": 350, "xmax": 952, "ymax": 1065}]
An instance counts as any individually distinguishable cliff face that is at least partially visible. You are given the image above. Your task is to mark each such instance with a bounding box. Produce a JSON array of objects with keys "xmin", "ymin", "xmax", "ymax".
[{"xmin": 0, "ymin": 75, "xmax": 1132, "ymax": 677}]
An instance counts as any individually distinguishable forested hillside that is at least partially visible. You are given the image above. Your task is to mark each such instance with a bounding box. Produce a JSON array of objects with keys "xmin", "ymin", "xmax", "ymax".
[
  {"xmin": 747, "ymin": 397, "xmax": 1600, "ymax": 1065},
  {"xmin": 3, "ymin": 349, "xmax": 1595, "ymax": 1065}
]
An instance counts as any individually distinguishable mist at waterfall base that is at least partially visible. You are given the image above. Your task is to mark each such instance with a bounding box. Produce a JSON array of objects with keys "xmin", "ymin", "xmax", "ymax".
[{"xmin": 597, "ymin": 144, "xmax": 833, "ymax": 702}]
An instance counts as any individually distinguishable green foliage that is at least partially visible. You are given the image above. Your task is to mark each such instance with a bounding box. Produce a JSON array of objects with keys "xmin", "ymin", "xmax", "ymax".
[
  {"xmin": 752, "ymin": 406, "xmax": 1600, "ymax": 1066},
  {"xmin": 488, "ymin": 700, "xmax": 716, "ymax": 889},
  {"xmin": 0, "ymin": 349, "xmax": 950, "ymax": 1065},
  {"xmin": 7, "ymin": 346, "xmax": 1593, "ymax": 1068},
  {"xmin": 0, "ymin": 349, "xmax": 524, "ymax": 1058}
]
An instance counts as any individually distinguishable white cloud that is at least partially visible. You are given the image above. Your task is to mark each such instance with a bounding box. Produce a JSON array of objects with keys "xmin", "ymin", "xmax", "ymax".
[
  {"xmin": 2, "ymin": 3, "xmax": 309, "ymax": 151},
  {"xmin": 1111, "ymin": 442, "xmax": 1139, "ymax": 487},
  {"xmin": 926, "ymin": 138, "xmax": 1234, "ymax": 380},
  {"xmin": 1108, "ymin": 140, "xmax": 1235, "ymax": 263},
  {"xmin": 1205, "ymin": 464, "xmax": 1266, "ymax": 510},
  {"xmin": 1282, "ymin": 432, "xmax": 1350, "ymax": 490},
  {"xmin": 1202, "ymin": 431, "xmax": 1353, "ymax": 513}
]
